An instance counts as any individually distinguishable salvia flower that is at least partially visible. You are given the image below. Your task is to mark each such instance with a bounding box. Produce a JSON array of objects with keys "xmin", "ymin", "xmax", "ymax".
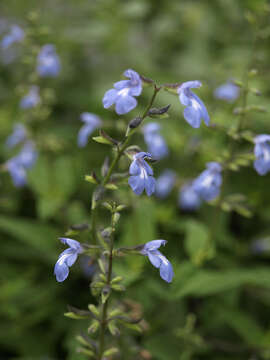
[
  {"xmin": 253, "ymin": 135, "xmax": 270, "ymax": 175},
  {"xmin": 128, "ymin": 152, "xmax": 156, "ymax": 196},
  {"xmin": 214, "ymin": 81, "xmax": 239, "ymax": 102},
  {"xmin": 20, "ymin": 86, "xmax": 40, "ymax": 109},
  {"xmin": 193, "ymin": 162, "xmax": 222, "ymax": 201},
  {"xmin": 179, "ymin": 183, "xmax": 201, "ymax": 211},
  {"xmin": 37, "ymin": 44, "xmax": 61, "ymax": 77},
  {"xmin": 78, "ymin": 112, "xmax": 102, "ymax": 147},
  {"xmin": 155, "ymin": 169, "xmax": 176, "ymax": 198},
  {"xmin": 141, "ymin": 240, "xmax": 174, "ymax": 283},
  {"xmin": 5, "ymin": 123, "xmax": 27, "ymax": 149},
  {"xmin": 6, "ymin": 141, "xmax": 38, "ymax": 187},
  {"xmin": 103, "ymin": 69, "xmax": 142, "ymax": 115},
  {"xmin": 1, "ymin": 25, "xmax": 24, "ymax": 49},
  {"xmin": 143, "ymin": 123, "xmax": 168, "ymax": 160},
  {"xmin": 17, "ymin": 141, "xmax": 38, "ymax": 169},
  {"xmin": 54, "ymin": 238, "xmax": 83, "ymax": 282},
  {"xmin": 177, "ymin": 80, "xmax": 210, "ymax": 128},
  {"xmin": 6, "ymin": 157, "xmax": 27, "ymax": 187}
]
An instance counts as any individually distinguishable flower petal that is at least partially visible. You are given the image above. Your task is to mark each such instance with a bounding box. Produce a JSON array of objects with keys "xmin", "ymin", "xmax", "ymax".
[
  {"xmin": 145, "ymin": 175, "xmax": 156, "ymax": 196},
  {"xmin": 128, "ymin": 175, "xmax": 145, "ymax": 195},
  {"xmin": 54, "ymin": 261, "xmax": 69, "ymax": 282},
  {"xmin": 102, "ymin": 89, "xmax": 118, "ymax": 108},
  {"xmin": 115, "ymin": 94, "xmax": 137, "ymax": 115}
]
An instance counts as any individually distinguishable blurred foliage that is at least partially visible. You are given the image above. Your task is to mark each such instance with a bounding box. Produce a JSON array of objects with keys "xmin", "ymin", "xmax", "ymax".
[{"xmin": 1, "ymin": 0, "xmax": 270, "ymax": 359}]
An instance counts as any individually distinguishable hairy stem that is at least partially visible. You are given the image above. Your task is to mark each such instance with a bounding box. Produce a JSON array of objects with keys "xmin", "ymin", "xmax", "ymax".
[
  {"xmin": 97, "ymin": 214, "xmax": 115, "ymax": 359},
  {"xmin": 91, "ymin": 85, "xmax": 161, "ymax": 242}
]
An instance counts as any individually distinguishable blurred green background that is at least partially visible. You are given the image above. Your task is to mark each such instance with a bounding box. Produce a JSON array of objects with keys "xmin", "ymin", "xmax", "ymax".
[{"xmin": 1, "ymin": 0, "xmax": 270, "ymax": 359}]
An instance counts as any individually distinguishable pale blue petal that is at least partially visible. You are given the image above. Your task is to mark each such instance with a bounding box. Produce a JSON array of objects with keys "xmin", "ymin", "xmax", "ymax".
[
  {"xmin": 129, "ymin": 160, "xmax": 140, "ymax": 175},
  {"xmin": 145, "ymin": 176, "xmax": 155, "ymax": 196},
  {"xmin": 102, "ymin": 89, "xmax": 118, "ymax": 108},
  {"xmin": 143, "ymin": 240, "xmax": 167, "ymax": 252},
  {"xmin": 114, "ymin": 80, "xmax": 130, "ymax": 90},
  {"xmin": 183, "ymin": 106, "xmax": 201, "ymax": 128},
  {"xmin": 115, "ymin": 94, "xmax": 137, "ymax": 115},
  {"xmin": 148, "ymin": 252, "xmax": 162, "ymax": 268},
  {"xmin": 78, "ymin": 124, "xmax": 94, "ymax": 147},
  {"xmin": 254, "ymin": 135, "xmax": 270, "ymax": 144},
  {"xmin": 54, "ymin": 261, "xmax": 69, "ymax": 282},
  {"xmin": 160, "ymin": 259, "xmax": 174, "ymax": 283},
  {"xmin": 60, "ymin": 237, "xmax": 81, "ymax": 250},
  {"xmin": 128, "ymin": 175, "xmax": 145, "ymax": 195}
]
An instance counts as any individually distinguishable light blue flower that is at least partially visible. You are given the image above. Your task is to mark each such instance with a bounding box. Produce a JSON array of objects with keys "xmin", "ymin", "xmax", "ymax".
[
  {"xmin": 5, "ymin": 141, "xmax": 37, "ymax": 187},
  {"xmin": 20, "ymin": 86, "xmax": 40, "ymax": 109},
  {"xmin": 179, "ymin": 183, "xmax": 201, "ymax": 211},
  {"xmin": 54, "ymin": 238, "xmax": 83, "ymax": 282},
  {"xmin": 155, "ymin": 169, "xmax": 175, "ymax": 198},
  {"xmin": 143, "ymin": 123, "xmax": 168, "ymax": 160},
  {"xmin": 193, "ymin": 162, "xmax": 222, "ymax": 201},
  {"xmin": 254, "ymin": 135, "xmax": 270, "ymax": 175},
  {"xmin": 6, "ymin": 157, "xmax": 27, "ymax": 187},
  {"xmin": 141, "ymin": 240, "xmax": 174, "ymax": 283},
  {"xmin": 37, "ymin": 44, "xmax": 61, "ymax": 77},
  {"xmin": 1, "ymin": 25, "xmax": 24, "ymax": 49},
  {"xmin": 78, "ymin": 112, "xmax": 102, "ymax": 147},
  {"xmin": 128, "ymin": 152, "xmax": 156, "ymax": 196},
  {"xmin": 103, "ymin": 69, "xmax": 142, "ymax": 115},
  {"xmin": 177, "ymin": 80, "xmax": 210, "ymax": 128},
  {"xmin": 5, "ymin": 123, "xmax": 27, "ymax": 149},
  {"xmin": 17, "ymin": 141, "xmax": 38, "ymax": 169},
  {"xmin": 214, "ymin": 81, "xmax": 239, "ymax": 102}
]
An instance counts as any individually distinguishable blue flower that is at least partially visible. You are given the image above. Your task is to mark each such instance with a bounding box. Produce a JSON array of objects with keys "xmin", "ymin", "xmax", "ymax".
[
  {"xmin": 20, "ymin": 86, "xmax": 40, "ymax": 109},
  {"xmin": 5, "ymin": 123, "xmax": 27, "ymax": 149},
  {"xmin": 179, "ymin": 183, "xmax": 201, "ymax": 211},
  {"xmin": 103, "ymin": 69, "xmax": 142, "ymax": 115},
  {"xmin": 141, "ymin": 240, "xmax": 174, "ymax": 283},
  {"xmin": 17, "ymin": 141, "xmax": 38, "ymax": 169},
  {"xmin": 177, "ymin": 81, "xmax": 210, "ymax": 128},
  {"xmin": 37, "ymin": 44, "xmax": 61, "ymax": 77},
  {"xmin": 253, "ymin": 135, "xmax": 270, "ymax": 175},
  {"xmin": 193, "ymin": 162, "xmax": 222, "ymax": 201},
  {"xmin": 1, "ymin": 25, "xmax": 24, "ymax": 49},
  {"xmin": 143, "ymin": 123, "xmax": 168, "ymax": 160},
  {"xmin": 5, "ymin": 141, "xmax": 38, "ymax": 187},
  {"xmin": 128, "ymin": 152, "xmax": 156, "ymax": 196},
  {"xmin": 155, "ymin": 169, "xmax": 175, "ymax": 198},
  {"xmin": 54, "ymin": 238, "xmax": 83, "ymax": 282},
  {"xmin": 6, "ymin": 157, "xmax": 27, "ymax": 187},
  {"xmin": 78, "ymin": 112, "xmax": 102, "ymax": 147},
  {"xmin": 214, "ymin": 81, "xmax": 239, "ymax": 102}
]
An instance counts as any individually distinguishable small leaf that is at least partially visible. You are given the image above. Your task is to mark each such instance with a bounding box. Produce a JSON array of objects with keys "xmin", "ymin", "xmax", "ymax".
[{"xmin": 103, "ymin": 347, "xmax": 119, "ymax": 357}]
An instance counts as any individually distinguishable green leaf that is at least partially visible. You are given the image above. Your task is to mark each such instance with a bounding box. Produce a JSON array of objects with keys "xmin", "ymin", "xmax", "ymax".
[
  {"xmin": 184, "ymin": 220, "xmax": 215, "ymax": 265},
  {"xmin": 0, "ymin": 215, "xmax": 58, "ymax": 260}
]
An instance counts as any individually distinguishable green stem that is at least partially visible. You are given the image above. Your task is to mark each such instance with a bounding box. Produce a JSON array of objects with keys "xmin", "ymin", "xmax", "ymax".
[
  {"xmin": 91, "ymin": 85, "xmax": 161, "ymax": 242},
  {"xmin": 97, "ymin": 215, "xmax": 115, "ymax": 360},
  {"xmin": 95, "ymin": 85, "xmax": 161, "ymax": 358}
]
